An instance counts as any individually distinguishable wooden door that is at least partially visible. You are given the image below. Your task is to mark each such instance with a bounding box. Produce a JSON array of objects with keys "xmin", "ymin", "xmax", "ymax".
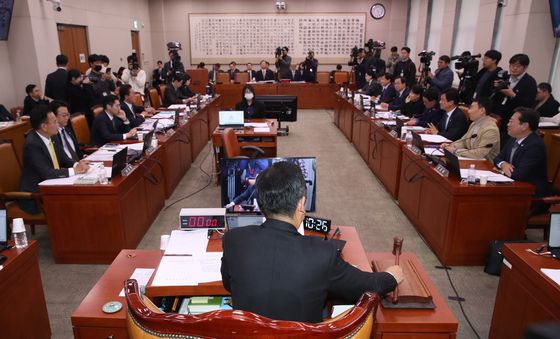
[
  {"xmin": 57, "ymin": 24, "xmax": 89, "ymax": 73},
  {"xmin": 131, "ymin": 31, "xmax": 141, "ymax": 65}
]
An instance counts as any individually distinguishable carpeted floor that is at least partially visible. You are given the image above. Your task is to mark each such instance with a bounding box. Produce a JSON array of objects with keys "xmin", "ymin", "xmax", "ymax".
[{"xmin": 33, "ymin": 109, "xmax": 508, "ymax": 338}]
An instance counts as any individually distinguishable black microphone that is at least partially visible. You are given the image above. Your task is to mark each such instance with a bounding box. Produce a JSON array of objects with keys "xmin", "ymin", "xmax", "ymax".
[{"xmin": 455, "ymin": 143, "xmax": 493, "ymax": 154}]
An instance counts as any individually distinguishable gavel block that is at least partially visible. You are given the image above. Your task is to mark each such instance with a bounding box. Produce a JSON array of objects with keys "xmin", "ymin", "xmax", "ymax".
[{"xmin": 373, "ymin": 258, "xmax": 434, "ymax": 308}]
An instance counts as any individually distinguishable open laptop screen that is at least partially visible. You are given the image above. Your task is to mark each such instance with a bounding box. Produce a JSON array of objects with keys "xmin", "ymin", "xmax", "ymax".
[
  {"xmin": 549, "ymin": 213, "xmax": 560, "ymax": 250},
  {"xmin": 0, "ymin": 209, "xmax": 7, "ymax": 247},
  {"xmin": 219, "ymin": 111, "xmax": 244, "ymax": 127}
]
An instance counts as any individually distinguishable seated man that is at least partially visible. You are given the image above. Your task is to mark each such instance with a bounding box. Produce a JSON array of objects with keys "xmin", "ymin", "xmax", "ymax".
[
  {"xmin": 221, "ymin": 161, "xmax": 403, "ymax": 323},
  {"xmin": 90, "ymin": 95, "xmax": 137, "ymax": 147},
  {"xmin": 427, "ymin": 88, "xmax": 468, "ymax": 141},
  {"xmin": 51, "ymin": 100, "xmax": 83, "ymax": 162},
  {"xmin": 442, "ymin": 97, "xmax": 500, "ymax": 161},
  {"xmin": 359, "ymin": 70, "xmax": 382, "ymax": 97},
  {"xmin": 494, "ymin": 107, "xmax": 550, "ymax": 198},
  {"xmin": 377, "ymin": 73, "xmax": 397, "ymax": 104},
  {"xmin": 227, "ymin": 61, "xmax": 240, "ymax": 83},
  {"xmin": 379, "ymin": 76, "xmax": 409, "ymax": 111},
  {"xmin": 400, "ymin": 85, "xmax": 425, "ymax": 118},
  {"xmin": 534, "ymin": 82, "xmax": 560, "ymax": 119},
  {"xmin": 163, "ymin": 74, "xmax": 195, "ymax": 107},
  {"xmin": 22, "ymin": 84, "xmax": 49, "ymax": 116},
  {"xmin": 18, "ymin": 106, "xmax": 89, "ymax": 214},
  {"xmin": 119, "ymin": 85, "xmax": 154, "ymax": 128},
  {"xmin": 405, "ymin": 88, "xmax": 444, "ymax": 127}
]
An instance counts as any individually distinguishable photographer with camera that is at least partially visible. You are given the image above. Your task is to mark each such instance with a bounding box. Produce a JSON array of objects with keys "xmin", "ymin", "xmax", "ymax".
[
  {"xmin": 427, "ymin": 55, "xmax": 453, "ymax": 92},
  {"xmin": 417, "ymin": 50, "xmax": 435, "ymax": 88},
  {"xmin": 122, "ymin": 54, "xmax": 146, "ymax": 98},
  {"xmin": 162, "ymin": 49, "xmax": 185, "ymax": 84},
  {"xmin": 303, "ymin": 50, "xmax": 318, "ymax": 82},
  {"xmin": 452, "ymin": 51, "xmax": 481, "ymax": 104},
  {"xmin": 275, "ymin": 47, "xmax": 292, "ymax": 80},
  {"xmin": 350, "ymin": 48, "xmax": 370, "ymax": 89},
  {"xmin": 386, "ymin": 46, "xmax": 400, "ymax": 75},
  {"xmin": 394, "ymin": 47, "xmax": 417, "ymax": 87},
  {"xmin": 472, "ymin": 50, "xmax": 502, "ymax": 100}
]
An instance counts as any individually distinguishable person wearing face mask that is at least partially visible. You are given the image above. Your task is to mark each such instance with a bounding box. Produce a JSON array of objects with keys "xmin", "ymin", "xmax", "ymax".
[
  {"xmin": 235, "ymin": 85, "xmax": 265, "ymax": 120},
  {"xmin": 87, "ymin": 54, "xmax": 115, "ymax": 104}
]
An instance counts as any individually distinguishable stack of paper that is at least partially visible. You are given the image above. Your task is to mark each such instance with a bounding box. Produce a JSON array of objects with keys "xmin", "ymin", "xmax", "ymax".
[
  {"xmin": 119, "ymin": 268, "xmax": 155, "ymax": 296},
  {"xmin": 459, "ymin": 169, "xmax": 514, "ymax": 182},
  {"xmin": 151, "ymin": 252, "xmax": 223, "ymax": 287},
  {"xmin": 244, "ymin": 122, "xmax": 269, "ymax": 128},
  {"xmin": 164, "ymin": 230, "xmax": 209, "ymax": 255},
  {"xmin": 423, "ymin": 147, "xmax": 445, "ymax": 156},
  {"xmin": 541, "ymin": 268, "xmax": 560, "ymax": 286},
  {"xmin": 420, "ymin": 134, "xmax": 451, "ymax": 143}
]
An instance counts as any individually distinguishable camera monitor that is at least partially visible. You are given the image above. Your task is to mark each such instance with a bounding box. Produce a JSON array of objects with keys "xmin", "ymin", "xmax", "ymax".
[
  {"xmin": 220, "ymin": 157, "xmax": 316, "ymax": 214},
  {"xmin": 254, "ymin": 96, "xmax": 298, "ymax": 123}
]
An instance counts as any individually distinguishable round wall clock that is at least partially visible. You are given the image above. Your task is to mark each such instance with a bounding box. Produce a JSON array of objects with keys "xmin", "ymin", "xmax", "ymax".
[{"xmin": 370, "ymin": 3, "xmax": 386, "ymax": 20}]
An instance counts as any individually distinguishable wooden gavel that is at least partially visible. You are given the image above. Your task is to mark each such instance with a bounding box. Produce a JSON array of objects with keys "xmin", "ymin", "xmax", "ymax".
[{"xmin": 391, "ymin": 236, "xmax": 404, "ymax": 303}]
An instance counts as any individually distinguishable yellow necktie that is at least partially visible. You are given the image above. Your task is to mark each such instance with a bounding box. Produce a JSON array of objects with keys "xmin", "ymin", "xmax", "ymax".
[{"xmin": 48, "ymin": 140, "xmax": 60, "ymax": 169}]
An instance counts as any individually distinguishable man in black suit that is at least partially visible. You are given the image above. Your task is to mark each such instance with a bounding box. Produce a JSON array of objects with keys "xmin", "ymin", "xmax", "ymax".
[
  {"xmin": 0, "ymin": 104, "xmax": 13, "ymax": 121},
  {"xmin": 152, "ymin": 60, "xmax": 165, "ymax": 87},
  {"xmin": 494, "ymin": 107, "xmax": 550, "ymax": 198},
  {"xmin": 162, "ymin": 74, "xmax": 195, "ymax": 107},
  {"xmin": 208, "ymin": 63, "xmax": 222, "ymax": 83},
  {"xmin": 359, "ymin": 70, "xmax": 382, "ymax": 97},
  {"xmin": 90, "ymin": 95, "xmax": 137, "ymax": 147},
  {"xmin": 534, "ymin": 82, "xmax": 560, "ymax": 118},
  {"xmin": 18, "ymin": 106, "xmax": 89, "ymax": 214},
  {"xmin": 221, "ymin": 162, "xmax": 402, "ymax": 323},
  {"xmin": 45, "ymin": 54, "xmax": 68, "ymax": 101},
  {"xmin": 227, "ymin": 61, "xmax": 240, "ymax": 82},
  {"xmin": 393, "ymin": 47, "xmax": 417, "ymax": 87},
  {"xmin": 245, "ymin": 63, "xmax": 257, "ymax": 82},
  {"xmin": 119, "ymin": 84, "xmax": 154, "ymax": 128},
  {"xmin": 427, "ymin": 88, "xmax": 468, "ymax": 141},
  {"xmin": 379, "ymin": 76, "xmax": 409, "ymax": 111},
  {"xmin": 288, "ymin": 64, "xmax": 302, "ymax": 81},
  {"xmin": 378, "ymin": 73, "xmax": 397, "ymax": 104},
  {"xmin": 162, "ymin": 50, "xmax": 185, "ymax": 84},
  {"xmin": 66, "ymin": 69, "xmax": 94, "ymax": 126},
  {"xmin": 22, "ymin": 84, "xmax": 49, "ymax": 116},
  {"xmin": 354, "ymin": 48, "xmax": 370, "ymax": 89},
  {"xmin": 493, "ymin": 54, "xmax": 537, "ymax": 147},
  {"xmin": 255, "ymin": 60, "xmax": 275, "ymax": 82},
  {"xmin": 50, "ymin": 101, "xmax": 83, "ymax": 162},
  {"xmin": 473, "ymin": 49, "xmax": 502, "ymax": 101}
]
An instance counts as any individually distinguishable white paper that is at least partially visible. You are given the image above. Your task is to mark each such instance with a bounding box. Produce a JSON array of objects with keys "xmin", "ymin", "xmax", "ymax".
[
  {"xmin": 164, "ymin": 230, "xmax": 209, "ymax": 256},
  {"xmin": 167, "ymin": 104, "xmax": 188, "ymax": 109},
  {"xmin": 539, "ymin": 122, "xmax": 559, "ymax": 128},
  {"xmin": 459, "ymin": 169, "xmax": 514, "ymax": 182},
  {"xmin": 39, "ymin": 165, "xmax": 112, "ymax": 186},
  {"xmin": 541, "ymin": 268, "xmax": 560, "ymax": 286},
  {"xmin": 254, "ymin": 128, "xmax": 270, "ymax": 133},
  {"xmin": 126, "ymin": 142, "xmax": 145, "ymax": 152},
  {"xmin": 420, "ymin": 134, "xmax": 451, "ymax": 143},
  {"xmin": 407, "ymin": 126, "xmax": 427, "ymax": 132},
  {"xmin": 244, "ymin": 122, "xmax": 269, "ymax": 128},
  {"xmin": 151, "ymin": 256, "xmax": 200, "ymax": 286},
  {"xmin": 196, "ymin": 252, "xmax": 223, "ymax": 283},
  {"xmin": 423, "ymin": 147, "xmax": 444, "ymax": 156},
  {"xmin": 457, "ymin": 156, "xmax": 487, "ymax": 161},
  {"xmin": 383, "ymin": 121, "xmax": 397, "ymax": 126},
  {"xmin": 119, "ymin": 268, "xmax": 155, "ymax": 296},
  {"xmin": 332, "ymin": 305, "xmax": 354, "ymax": 318}
]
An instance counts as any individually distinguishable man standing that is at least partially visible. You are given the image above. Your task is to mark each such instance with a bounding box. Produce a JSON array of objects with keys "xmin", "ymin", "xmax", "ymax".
[
  {"xmin": 18, "ymin": 106, "xmax": 89, "ymax": 214},
  {"xmin": 303, "ymin": 51, "xmax": 318, "ymax": 83},
  {"xmin": 386, "ymin": 46, "xmax": 400, "ymax": 75},
  {"xmin": 221, "ymin": 161, "xmax": 402, "ymax": 323},
  {"xmin": 122, "ymin": 56, "xmax": 147, "ymax": 97},
  {"xmin": 473, "ymin": 50, "xmax": 502, "ymax": 100},
  {"xmin": 152, "ymin": 60, "xmax": 165, "ymax": 87},
  {"xmin": 90, "ymin": 95, "xmax": 137, "ymax": 147},
  {"xmin": 45, "ymin": 54, "xmax": 68, "ymax": 101},
  {"xmin": 22, "ymin": 84, "xmax": 49, "ymax": 116},
  {"xmin": 275, "ymin": 47, "xmax": 292, "ymax": 80},
  {"xmin": 354, "ymin": 48, "xmax": 370, "ymax": 89},
  {"xmin": 427, "ymin": 88, "xmax": 468, "ymax": 141},
  {"xmin": 428, "ymin": 55, "xmax": 453, "ymax": 93},
  {"xmin": 393, "ymin": 47, "xmax": 417, "ymax": 87}
]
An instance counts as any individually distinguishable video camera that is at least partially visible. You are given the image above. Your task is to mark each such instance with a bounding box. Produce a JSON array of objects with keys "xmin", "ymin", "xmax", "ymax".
[
  {"xmin": 451, "ymin": 53, "xmax": 481, "ymax": 71},
  {"xmin": 275, "ymin": 47, "xmax": 282, "ymax": 57},
  {"xmin": 418, "ymin": 50, "xmax": 436, "ymax": 67},
  {"xmin": 348, "ymin": 46, "xmax": 360, "ymax": 66},
  {"xmin": 494, "ymin": 70, "xmax": 510, "ymax": 91},
  {"xmin": 166, "ymin": 42, "xmax": 182, "ymax": 51},
  {"xmin": 451, "ymin": 52, "xmax": 481, "ymax": 104},
  {"xmin": 365, "ymin": 39, "xmax": 386, "ymax": 51}
]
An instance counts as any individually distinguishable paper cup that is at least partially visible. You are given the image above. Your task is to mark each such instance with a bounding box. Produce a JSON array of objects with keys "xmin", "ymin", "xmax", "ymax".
[
  {"xmin": 480, "ymin": 175, "xmax": 488, "ymax": 185},
  {"xmin": 137, "ymin": 133, "xmax": 144, "ymax": 141},
  {"xmin": 160, "ymin": 234, "xmax": 170, "ymax": 251},
  {"xmin": 12, "ymin": 218, "xmax": 25, "ymax": 233}
]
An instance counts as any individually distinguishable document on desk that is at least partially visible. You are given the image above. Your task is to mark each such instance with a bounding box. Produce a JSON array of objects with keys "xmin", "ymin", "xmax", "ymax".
[
  {"xmin": 164, "ymin": 230, "xmax": 209, "ymax": 256},
  {"xmin": 541, "ymin": 268, "xmax": 560, "ymax": 286},
  {"xmin": 254, "ymin": 127, "xmax": 270, "ymax": 133},
  {"xmin": 151, "ymin": 253, "xmax": 223, "ymax": 286},
  {"xmin": 167, "ymin": 104, "xmax": 188, "ymax": 109},
  {"xmin": 459, "ymin": 169, "xmax": 514, "ymax": 182},
  {"xmin": 420, "ymin": 134, "xmax": 451, "ymax": 143},
  {"xmin": 196, "ymin": 252, "xmax": 223, "ymax": 283},
  {"xmin": 538, "ymin": 122, "xmax": 559, "ymax": 128},
  {"xmin": 126, "ymin": 142, "xmax": 145, "ymax": 152},
  {"xmin": 244, "ymin": 122, "xmax": 269, "ymax": 128},
  {"xmin": 423, "ymin": 147, "xmax": 444, "ymax": 156},
  {"xmin": 119, "ymin": 268, "xmax": 155, "ymax": 296},
  {"xmin": 39, "ymin": 164, "xmax": 112, "ymax": 186}
]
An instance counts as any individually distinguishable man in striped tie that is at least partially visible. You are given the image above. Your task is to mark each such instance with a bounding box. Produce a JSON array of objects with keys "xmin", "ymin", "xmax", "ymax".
[{"xmin": 18, "ymin": 106, "xmax": 89, "ymax": 214}]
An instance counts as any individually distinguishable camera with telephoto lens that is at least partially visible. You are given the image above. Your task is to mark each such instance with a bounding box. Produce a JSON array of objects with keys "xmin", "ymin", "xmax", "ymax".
[
  {"xmin": 348, "ymin": 46, "xmax": 360, "ymax": 66},
  {"xmin": 166, "ymin": 42, "xmax": 182, "ymax": 51},
  {"xmin": 418, "ymin": 50, "xmax": 435, "ymax": 67},
  {"xmin": 494, "ymin": 70, "xmax": 510, "ymax": 91},
  {"xmin": 365, "ymin": 39, "xmax": 386, "ymax": 51},
  {"xmin": 275, "ymin": 47, "xmax": 282, "ymax": 57},
  {"xmin": 451, "ymin": 53, "xmax": 481, "ymax": 70}
]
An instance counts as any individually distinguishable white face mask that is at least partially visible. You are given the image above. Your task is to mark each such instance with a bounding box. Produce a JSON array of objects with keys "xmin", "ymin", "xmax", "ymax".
[{"xmin": 244, "ymin": 93, "xmax": 254, "ymax": 101}]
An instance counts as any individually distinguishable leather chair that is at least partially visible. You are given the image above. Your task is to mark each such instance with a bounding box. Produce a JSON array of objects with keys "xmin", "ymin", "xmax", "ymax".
[
  {"xmin": 222, "ymin": 128, "xmax": 265, "ymax": 159},
  {"xmin": 125, "ymin": 279, "xmax": 378, "ymax": 339},
  {"xmin": 526, "ymin": 163, "xmax": 560, "ymax": 239},
  {"xmin": 158, "ymin": 84, "xmax": 167, "ymax": 98},
  {"xmin": 92, "ymin": 105, "xmax": 104, "ymax": 119},
  {"xmin": 316, "ymin": 72, "xmax": 330, "ymax": 84},
  {"xmin": 70, "ymin": 113, "xmax": 97, "ymax": 154},
  {"xmin": 133, "ymin": 92, "xmax": 144, "ymax": 107},
  {"xmin": 0, "ymin": 140, "xmax": 46, "ymax": 235},
  {"xmin": 235, "ymin": 72, "xmax": 249, "ymax": 84},
  {"xmin": 217, "ymin": 72, "xmax": 230, "ymax": 84},
  {"xmin": 148, "ymin": 88, "xmax": 162, "ymax": 109},
  {"xmin": 334, "ymin": 71, "xmax": 350, "ymax": 85}
]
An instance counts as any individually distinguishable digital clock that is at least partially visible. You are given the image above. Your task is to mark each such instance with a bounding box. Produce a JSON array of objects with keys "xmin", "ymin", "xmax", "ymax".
[
  {"xmin": 179, "ymin": 208, "xmax": 226, "ymax": 230},
  {"xmin": 303, "ymin": 215, "xmax": 332, "ymax": 234}
]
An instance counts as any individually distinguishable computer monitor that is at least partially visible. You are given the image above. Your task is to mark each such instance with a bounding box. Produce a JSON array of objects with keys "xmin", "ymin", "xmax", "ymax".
[
  {"xmin": 549, "ymin": 212, "xmax": 560, "ymax": 252},
  {"xmin": 443, "ymin": 148, "xmax": 461, "ymax": 179},
  {"xmin": 254, "ymin": 96, "xmax": 298, "ymax": 122},
  {"xmin": 111, "ymin": 147, "xmax": 128, "ymax": 179},
  {"xmin": 0, "ymin": 209, "xmax": 7, "ymax": 250},
  {"xmin": 220, "ymin": 157, "xmax": 316, "ymax": 214}
]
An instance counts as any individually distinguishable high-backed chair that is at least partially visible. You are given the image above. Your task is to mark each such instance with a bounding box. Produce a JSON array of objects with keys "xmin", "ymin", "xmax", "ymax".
[
  {"xmin": 222, "ymin": 128, "xmax": 265, "ymax": 159},
  {"xmin": 70, "ymin": 113, "xmax": 97, "ymax": 154},
  {"xmin": 334, "ymin": 71, "xmax": 350, "ymax": 85},
  {"xmin": 0, "ymin": 140, "xmax": 46, "ymax": 234},
  {"xmin": 217, "ymin": 72, "xmax": 230, "ymax": 84},
  {"xmin": 133, "ymin": 92, "xmax": 144, "ymax": 107},
  {"xmin": 92, "ymin": 105, "xmax": 104, "ymax": 119},
  {"xmin": 125, "ymin": 279, "xmax": 378, "ymax": 339},
  {"xmin": 148, "ymin": 88, "xmax": 162, "ymax": 109},
  {"xmin": 235, "ymin": 72, "xmax": 249, "ymax": 84},
  {"xmin": 526, "ymin": 163, "xmax": 560, "ymax": 239},
  {"xmin": 316, "ymin": 72, "xmax": 330, "ymax": 84}
]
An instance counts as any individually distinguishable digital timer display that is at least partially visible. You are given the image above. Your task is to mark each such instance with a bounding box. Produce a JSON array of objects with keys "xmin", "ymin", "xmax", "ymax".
[
  {"xmin": 303, "ymin": 215, "xmax": 332, "ymax": 234},
  {"xmin": 179, "ymin": 208, "xmax": 227, "ymax": 230}
]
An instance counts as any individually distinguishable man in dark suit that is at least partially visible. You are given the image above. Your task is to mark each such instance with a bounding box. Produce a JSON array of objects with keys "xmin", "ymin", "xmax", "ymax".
[
  {"xmin": 0, "ymin": 104, "xmax": 13, "ymax": 121},
  {"xmin": 162, "ymin": 50, "xmax": 185, "ymax": 84},
  {"xmin": 379, "ymin": 76, "xmax": 409, "ymax": 111},
  {"xmin": 534, "ymin": 82, "xmax": 560, "ymax": 118},
  {"xmin": 255, "ymin": 60, "xmax": 275, "ymax": 82},
  {"xmin": 393, "ymin": 47, "xmax": 417, "ymax": 87},
  {"xmin": 359, "ymin": 70, "xmax": 382, "ymax": 97},
  {"xmin": 427, "ymin": 88, "xmax": 468, "ymax": 141},
  {"xmin": 245, "ymin": 63, "xmax": 257, "ymax": 82},
  {"xmin": 288, "ymin": 64, "xmax": 302, "ymax": 81},
  {"xmin": 66, "ymin": 69, "xmax": 95, "ymax": 126},
  {"xmin": 18, "ymin": 106, "xmax": 89, "ymax": 214},
  {"xmin": 473, "ymin": 49, "xmax": 502, "ymax": 101},
  {"xmin": 119, "ymin": 84, "xmax": 155, "ymax": 128},
  {"xmin": 227, "ymin": 61, "xmax": 240, "ymax": 82},
  {"xmin": 354, "ymin": 48, "xmax": 370, "ymax": 89},
  {"xmin": 152, "ymin": 60, "xmax": 165, "ymax": 87},
  {"xmin": 493, "ymin": 54, "xmax": 537, "ymax": 147},
  {"xmin": 162, "ymin": 74, "xmax": 195, "ymax": 107},
  {"xmin": 45, "ymin": 54, "xmax": 68, "ymax": 101},
  {"xmin": 22, "ymin": 84, "xmax": 49, "ymax": 116},
  {"xmin": 90, "ymin": 95, "xmax": 137, "ymax": 147},
  {"xmin": 494, "ymin": 107, "xmax": 550, "ymax": 198},
  {"xmin": 50, "ymin": 101, "xmax": 83, "ymax": 162},
  {"xmin": 208, "ymin": 63, "xmax": 222, "ymax": 83},
  {"xmin": 378, "ymin": 73, "xmax": 397, "ymax": 104},
  {"xmin": 221, "ymin": 162, "xmax": 402, "ymax": 323}
]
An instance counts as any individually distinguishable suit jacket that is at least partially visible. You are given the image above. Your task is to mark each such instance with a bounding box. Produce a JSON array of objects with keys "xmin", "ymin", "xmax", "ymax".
[
  {"xmin": 354, "ymin": 58, "xmax": 370, "ymax": 89},
  {"xmin": 474, "ymin": 67, "xmax": 502, "ymax": 100},
  {"xmin": 535, "ymin": 95, "xmax": 560, "ymax": 118},
  {"xmin": 0, "ymin": 104, "xmax": 13, "ymax": 121},
  {"xmin": 379, "ymin": 84, "xmax": 397, "ymax": 104},
  {"xmin": 493, "ymin": 73, "xmax": 537, "ymax": 121},
  {"xmin": 227, "ymin": 68, "xmax": 240, "ymax": 81},
  {"xmin": 235, "ymin": 100, "xmax": 265, "ymax": 120},
  {"xmin": 388, "ymin": 88, "xmax": 410, "ymax": 111},
  {"xmin": 246, "ymin": 70, "xmax": 257, "ymax": 81},
  {"xmin": 162, "ymin": 86, "xmax": 187, "ymax": 108},
  {"xmin": 45, "ymin": 68, "xmax": 68, "ymax": 101},
  {"xmin": 288, "ymin": 70, "xmax": 303, "ymax": 81},
  {"xmin": 221, "ymin": 219, "xmax": 397, "ymax": 323},
  {"xmin": 120, "ymin": 101, "xmax": 145, "ymax": 128},
  {"xmin": 494, "ymin": 132, "xmax": 550, "ymax": 197},
  {"xmin": 451, "ymin": 115, "xmax": 500, "ymax": 161},
  {"xmin": 393, "ymin": 59, "xmax": 417, "ymax": 87},
  {"xmin": 437, "ymin": 107, "xmax": 468, "ymax": 141},
  {"xmin": 162, "ymin": 60, "xmax": 185, "ymax": 83},
  {"xmin": 401, "ymin": 99, "xmax": 425, "ymax": 118},
  {"xmin": 90, "ymin": 112, "xmax": 131, "ymax": 147},
  {"xmin": 429, "ymin": 67, "xmax": 453, "ymax": 93},
  {"xmin": 54, "ymin": 125, "xmax": 83, "ymax": 161},
  {"xmin": 360, "ymin": 80, "xmax": 382, "ymax": 97},
  {"xmin": 415, "ymin": 106, "xmax": 444, "ymax": 127},
  {"xmin": 255, "ymin": 69, "xmax": 275, "ymax": 82},
  {"xmin": 18, "ymin": 131, "xmax": 74, "ymax": 214},
  {"xmin": 22, "ymin": 96, "xmax": 49, "ymax": 116},
  {"xmin": 208, "ymin": 70, "xmax": 222, "ymax": 82}
]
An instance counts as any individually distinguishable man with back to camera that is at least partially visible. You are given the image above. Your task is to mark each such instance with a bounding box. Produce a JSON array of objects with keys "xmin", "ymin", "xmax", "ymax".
[
  {"xmin": 18, "ymin": 106, "xmax": 89, "ymax": 214},
  {"xmin": 45, "ymin": 54, "xmax": 68, "ymax": 101},
  {"xmin": 473, "ymin": 49, "xmax": 503, "ymax": 100},
  {"xmin": 89, "ymin": 94, "xmax": 137, "ymax": 147},
  {"xmin": 275, "ymin": 47, "xmax": 292, "ymax": 80},
  {"xmin": 393, "ymin": 47, "xmax": 417, "ymax": 87},
  {"xmin": 427, "ymin": 55, "xmax": 453, "ymax": 93},
  {"xmin": 427, "ymin": 88, "xmax": 469, "ymax": 141},
  {"xmin": 221, "ymin": 161, "xmax": 403, "ymax": 323}
]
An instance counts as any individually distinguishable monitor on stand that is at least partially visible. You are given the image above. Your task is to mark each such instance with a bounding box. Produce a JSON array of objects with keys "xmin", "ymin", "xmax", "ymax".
[{"xmin": 254, "ymin": 95, "xmax": 298, "ymax": 136}]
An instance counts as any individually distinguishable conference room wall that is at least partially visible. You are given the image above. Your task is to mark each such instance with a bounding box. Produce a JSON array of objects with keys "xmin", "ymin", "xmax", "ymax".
[
  {"xmin": 148, "ymin": 0, "xmax": 408, "ymax": 72},
  {"xmin": 0, "ymin": 0, "xmax": 154, "ymax": 108}
]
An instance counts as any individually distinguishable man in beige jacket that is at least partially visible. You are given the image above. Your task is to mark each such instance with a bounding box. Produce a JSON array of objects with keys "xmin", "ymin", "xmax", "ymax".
[{"xmin": 442, "ymin": 97, "xmax": 500, "ymax": 161}]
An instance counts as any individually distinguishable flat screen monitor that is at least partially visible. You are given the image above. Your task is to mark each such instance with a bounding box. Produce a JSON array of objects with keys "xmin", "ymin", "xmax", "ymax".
[
  {"xmin": 0, "ymin": 0, "xmax": 14, "ymax": 41},
  {"xmin": 411, "ymin": 131, "xmax": 425, "ymax": 154},
  {"xmin": 111, "ymin": 147, "xmax": 128, "ymax": 178},
  {"xmin": 254, "ymin": 96, "xmax": 298, "ymax": 122},
  {"xmin": 0, "ymin": 209, "xmax": 7, "ymax": 248},
  {"xmin": 443, "ymin": 148, "xmax": 461, "ymax": 179},
  {"xmin": 220, "ymin": 157, "xmax": 316, "ymax": 214},
  {"xmin": 549, "ymin": 212, "xmax": 560, "ymax": 250}
]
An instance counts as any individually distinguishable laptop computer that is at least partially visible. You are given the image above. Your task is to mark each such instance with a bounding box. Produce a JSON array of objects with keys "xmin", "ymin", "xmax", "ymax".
[
  {"xmin": 548, "ymin": 212, "xmax": 560, "ymax": 259},
  {"xmin": 443, "ymin": 148, "xmax": 461, "ymax": 179},
  {"xmin": 0, "ymin": 209, "xmax": 7, "ymax": 251},
  {"xmin": 411, "ymin": 131, "xmax": 425, "ymax": 153},
  {"xmin": 219, "ymin": 111, "xmax": 244, "ymax": 129},
  {"xmin": 111, "ymin": 147, "xmax": 128, "ymax": 179},
  {"xmin": 127, "ymin": 130, "xmax": 154, "ymax": 162}
]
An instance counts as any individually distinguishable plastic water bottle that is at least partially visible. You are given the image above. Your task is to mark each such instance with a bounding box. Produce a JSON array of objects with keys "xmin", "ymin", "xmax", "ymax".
[
  {"xmin": 12, "ymin": 218, "xmax": 28, "ymax": 248},
  {"xmin": 467, "ymin": 164, "xmax": 476, "ymax": 184},
  {"xmin": 99, "ymin": 166, "xmax": 109, "ymax": 185},
  {"xmin": 405, "ymin": 131, "xmax": 413, "ymax": 147}
]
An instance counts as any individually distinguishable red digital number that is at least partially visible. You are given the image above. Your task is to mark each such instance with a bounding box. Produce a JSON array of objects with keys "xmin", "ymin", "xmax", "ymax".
[
  {"xmin": 189, "ymin": 216, "xmax": 196, "ymax": 226},
  {"xmin": 211, "ymin": 218, "xmax": 218, "ymax": 227},
  {"xmin": 197, "ymin": 216, "xmax": 204, "ymax": 227}
]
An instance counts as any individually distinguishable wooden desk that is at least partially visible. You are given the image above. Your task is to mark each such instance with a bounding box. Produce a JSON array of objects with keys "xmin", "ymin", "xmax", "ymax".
[
  {"xmin": 156, "ymin": 122, "xmax": 192, "ymax": 198},
  {"xmin": 0, "ymin": 241, "xmax": 51, "ymax": 338},
  {"xmin": 489, "ymin": 243, "xmax": 560, "ymax": 338},
  {"xmin": 398, "ymin": 147, "xmax": 534, "ymax": 265},
  {"xmin": 538, "ymin": 126, "xmax": 560, "ymax": 180},
  {"xmin": 0, "ymin": 120, "xmax": 31, "ymax": 163},
  {"xmin": 369, "ymin": 252, "xmax": 458, "ymax": 339},
  {"xmin": 367, "ymin": 121, "xmax": 403, "ymax": 199}
]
